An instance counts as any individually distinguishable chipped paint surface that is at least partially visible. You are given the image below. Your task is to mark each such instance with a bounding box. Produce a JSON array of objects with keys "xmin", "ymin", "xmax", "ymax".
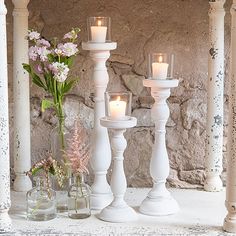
[
  {"xmin": 0, "ymin": 0, "xmax": 11, "ymax": 233},
  {"xmin": 205, "ymin": 0, "xmax": 225, "ymax": 191},
  {"xmin": 223, "ymin": 1, "xmax": 236, "ymax": 233}
]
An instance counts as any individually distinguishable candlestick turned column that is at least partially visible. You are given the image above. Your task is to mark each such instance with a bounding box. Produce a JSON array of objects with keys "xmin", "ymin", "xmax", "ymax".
[
  {"xmin": 139, "ymin": 79, "xmax": 179, "ymax": 216},
  {"xmin": 98, "ymin": 117, "xmax": 138, "ymax": 223},
  {"xmin": 0, "ymin": 0, "xmax": 12, "ymax": 232},
  {"xmin": 204, "ymin": 0, "xmax": 225, "ymax": 192},
  {"xmin": 223, "ymin": 0, "xmax": 236, "ymax": 233},
  {"xmin": 12, "ymin": 0, "xmax": 32, "ymax": 192},
  {"xmin": 82, "ymin": 42, "xmax": 117, "ymax": 209}
]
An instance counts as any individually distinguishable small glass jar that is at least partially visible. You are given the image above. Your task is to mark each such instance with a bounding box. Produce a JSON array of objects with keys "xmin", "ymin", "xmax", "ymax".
[
  {"xmin": 87, "ymin": 17, "xmax": 111, "ymax": 43},
  {"xmin": 105, "ymin": 91, "xmax": 132, "ymax": 120},
  {"xmin": 148, "ymin": 53, "xmax": 174, "ymax": 80},
  {"xmin": 26, "ymin": 176, "xmax": 57, "ymax": 221},
  {"xmin": 68, "ymin": 174, "xmax": 91, "ymax": 219}
]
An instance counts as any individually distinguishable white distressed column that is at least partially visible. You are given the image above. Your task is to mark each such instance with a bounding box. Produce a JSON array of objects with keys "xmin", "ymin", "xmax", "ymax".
[
  {"xmin": 0, "ymin": 0, "xmax": 12, "ymax": 232},
  {"xmin": 12, "ymin": 0, "xmax": 32, "ymax": 191},
  {"xmin": 82, "ymin": 42, "xmax": 117, "ymax": 210},
  {"xmin": 204, "ymin": 0, "xmax": 225, "ymax": 192},
  {"xmin": 223, "ymin": 0, "xmax": 236, "ymax": 233}
]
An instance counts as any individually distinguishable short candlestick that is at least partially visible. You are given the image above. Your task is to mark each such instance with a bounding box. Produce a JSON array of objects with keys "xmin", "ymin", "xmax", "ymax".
[
  {"xmin": 98, "ymin": 117, "xmax": 138, "ymax": 223},
  {"xmin": 139, "ymin": 79, "xmax": 179, "ymax": 216}
]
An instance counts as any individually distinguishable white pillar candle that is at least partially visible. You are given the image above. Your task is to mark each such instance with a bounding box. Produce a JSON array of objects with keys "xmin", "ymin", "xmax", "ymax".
[
  {"xmin": 91, "ymin": 20, "xmax": 107, "ymax": 43},
  {"xmin": 152, "ymin": 56, "xmax": 169, "ymax": 79},
  {"xmin": 109, "ymin": 97, "xmax": 127, "ymax": 120}
]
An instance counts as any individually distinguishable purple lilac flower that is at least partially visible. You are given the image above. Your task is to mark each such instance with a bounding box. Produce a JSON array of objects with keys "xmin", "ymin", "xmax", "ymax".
[
  {"xmin": 37, "ymin": 47, "xmax": 50, "ymax": 62},
  {"xmin": 63, "ymin": 29, "xmax": 77, "ymax": 40},
  {"xmin": 36, "ymin": 38, "xmax": 51, "ymax": 48},
  {"xmin": 57, "ymin": 42, "xmax": 78, "ymax": 57},
  {"xmin": 36, "ymin": 64, "xmax": 43, "ymax": 74},
  {"xmin": 28, "ymin": 30, "xmax": 40, "ymax": 41},
  {"xmin": 28, "ymin": 46, "xmax": 38, "ymax": 61}
]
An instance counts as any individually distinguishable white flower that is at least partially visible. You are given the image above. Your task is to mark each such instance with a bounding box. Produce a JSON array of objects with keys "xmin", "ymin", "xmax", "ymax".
[
  {"xmin": 28, "ymin": 46, "xmax": 38, "ymax": 61},
  {"xmin": 28, "ymin": 30, "xmax": 40, "ymax": 41},
  {"xmin": 50, "ymin": 62, "xmax": 69, "ymax": 83},
  {"xmin": 57, "ymin": 42, "xmax": 78, "ymax": 57}
]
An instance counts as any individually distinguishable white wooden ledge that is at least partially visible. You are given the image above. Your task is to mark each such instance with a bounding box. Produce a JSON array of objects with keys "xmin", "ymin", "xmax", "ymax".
[{"xmin": 8, "ymin": 188, "xmax": 228, "ymax": 235}]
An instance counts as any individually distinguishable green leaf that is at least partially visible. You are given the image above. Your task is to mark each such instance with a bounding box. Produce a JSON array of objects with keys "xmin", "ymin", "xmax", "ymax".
[
  {"xmin": 41, "ymin": 99, "xmax": 55, "ymax": 112},
  {"xmin": 62, "ymin": 78, "xmax": 79, "ymax": 94},
  {"xmin": 67, "ymin": 57, "xmax": 74, "ymax": 68},
  {"xmin": 22, "ymin": 63, "xmax": 32, "ymax": 74},
  {"xmin": 32, "ymin": 74, "xmax": 46, "ymax": 89},
  {"xmin": 49, "ymin": 166, "xmax": 55, "ymax": 175},
  {"xmin": 31, "ymin": 167, "xmax": 42, "ymax": 176},
  {"xmin": 47, "ymin": 54, "xmax": 55, "ymax": 63}
]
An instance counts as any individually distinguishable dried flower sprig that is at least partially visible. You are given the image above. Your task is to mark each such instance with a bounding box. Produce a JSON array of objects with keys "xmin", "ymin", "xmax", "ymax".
[
  {"xmin": 26, "ymin": 154, "xmax": 66, "ymax": 191},
  {"xmin": 64, "ymin": 121, "xmax": 90, "ymax": 176}
]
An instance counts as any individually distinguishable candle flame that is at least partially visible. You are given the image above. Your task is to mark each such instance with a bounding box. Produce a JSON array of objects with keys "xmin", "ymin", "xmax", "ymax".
[
  {"xmin": 97, "ymin": 20, "xmax": 102, "ymax": 26},
  {"xmin": 158, "ymin": 55, "xmax": 163, "ymax": 63}
]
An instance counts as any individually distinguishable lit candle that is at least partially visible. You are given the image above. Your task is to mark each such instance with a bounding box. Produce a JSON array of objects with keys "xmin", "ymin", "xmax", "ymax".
[
  {"xmin": 109, "ymin": 96, "xmax": 127, "ymax": 120},
  {"xmin": 91, "ymin": 20, "xmax": 107, "ymax": 43},
  {"xmin": 152, "ymin": 55, "xmax": 169, "ymax": 79}
]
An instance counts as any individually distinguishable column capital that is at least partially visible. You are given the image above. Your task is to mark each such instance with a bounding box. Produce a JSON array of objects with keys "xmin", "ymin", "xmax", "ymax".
[
  {"xmin": 12, "ymin": 0, "xmax": 29, "ymax": 9},
  {"xmin": 0, "ymin": 1, "xmax": 7, "ymax": 15},
  {"xmin": 209, "ymin": 0, "xmax": 226, "ymax": 10}
]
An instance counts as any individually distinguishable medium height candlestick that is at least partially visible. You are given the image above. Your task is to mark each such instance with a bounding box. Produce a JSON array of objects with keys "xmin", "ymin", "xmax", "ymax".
[
  {"xmin": 139, "ymin": 79, "xmax": 179, "ymax": 216},
  {"xmin": 82, "ymin": 40, "xmax": 117, "ymax": 210}
]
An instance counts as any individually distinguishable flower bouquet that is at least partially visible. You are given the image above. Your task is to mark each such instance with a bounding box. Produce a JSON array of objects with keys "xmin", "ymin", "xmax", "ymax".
[{"xmin": 23, "ymin": 28, "xmax": 80, "ymax": 156}]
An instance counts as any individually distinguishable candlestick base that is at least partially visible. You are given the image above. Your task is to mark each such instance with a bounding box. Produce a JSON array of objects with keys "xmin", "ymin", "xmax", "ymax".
[
  {"xmin": 99, "ymin": 204, "xmax": 138, "ymax": 223},
  {"xmin": 139, "ymin": 194, "xmax": 179, "ymax": 216},
  {"xmin": 90, "ymin": 193, "xmax": 113, "ymax": 210}
]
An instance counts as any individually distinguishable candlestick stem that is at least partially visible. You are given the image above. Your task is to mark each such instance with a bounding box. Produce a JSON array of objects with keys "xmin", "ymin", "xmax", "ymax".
[
  {"xmin": 139, "ymin": 79, "xmax": 179, "ymax": 216},
  {"xmin": 82, "ymin": 42, "xmax": 117, "ymax": 210}
]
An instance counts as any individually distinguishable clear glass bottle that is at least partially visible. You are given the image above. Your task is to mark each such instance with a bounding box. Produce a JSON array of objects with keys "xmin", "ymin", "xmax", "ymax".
[
  {"xmin": 26, "ymin": 176, "xmax": 57, "ymax": 221},
  {"xmin": 51, "ymin": 122, "xmax": 70, "ymax": 212},
  {"xmin": 68, "ymin": 174, "xmax": 91, "ymax": 219}
]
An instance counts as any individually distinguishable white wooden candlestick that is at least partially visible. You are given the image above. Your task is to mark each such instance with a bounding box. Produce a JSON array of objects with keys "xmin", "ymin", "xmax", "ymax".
[
  {"xmin": 204, "ymin": 0, "xmax": 225, "ymax": 192},
  {"xmin": 0, "ymin": 0, "xmax": 12, "ymax": 232},
  {"xmin": 82, "ymin": 42, "xmax": 117, "ymax": 210},
  {"xmin": 139, "ymin": 79, "xmax": 179, "ymax": 216},
  {"xmin": 223, "ymin": 0, "xmax": 236, "ymax": 233},
  {"xmin": 12, "ymin": 0, "xmax": 32, "ymax": 192},
  {"xmin": 99, "ymin": 117, "xmax": 138, "ymax": 223}
]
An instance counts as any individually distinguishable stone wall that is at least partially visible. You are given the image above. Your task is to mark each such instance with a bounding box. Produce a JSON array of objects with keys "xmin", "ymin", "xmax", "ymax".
[{"xmin": 5, "ymin": 0, "xmax": 232, "ymax": 188}]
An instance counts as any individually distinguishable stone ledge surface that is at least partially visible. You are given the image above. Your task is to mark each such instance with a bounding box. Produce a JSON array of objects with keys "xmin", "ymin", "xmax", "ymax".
[{"xmin": 3, "ymin": 188, "xmax": 230, "ymax": 236}]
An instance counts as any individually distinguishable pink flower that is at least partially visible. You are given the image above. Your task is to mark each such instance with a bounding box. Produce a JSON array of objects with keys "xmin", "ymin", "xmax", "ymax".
[
  {"xmin": 28, "ymin": 46, "xmax": 38, "ymax": 61},
  {"xmin": 36, "ymin": 38, "xmax": 51, "ymax": 48},
  {"xmin": 37, "ymin": 47, "xmax": 50, "ymax": 62},
  {"xmin": 65, "ymin": 121, "xmax": 90, "ymax": 175},
  {"xmin": 57, "ymin": 42, "xmax": 78, "ymax": 57},
  {"xmin": 63, "ymin": 32, "xmax": 74, "ymax": 40},
  {"xmin": 28, "ymin": 30, "xmax": 40, "ymax": 41},
  {"xmin": 63, "ymin": 29, "xmax": 79, "ymax": 40},
  {"xmin": 36, "ymin": 64, "xmax": 43, "ymax": 74}
]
